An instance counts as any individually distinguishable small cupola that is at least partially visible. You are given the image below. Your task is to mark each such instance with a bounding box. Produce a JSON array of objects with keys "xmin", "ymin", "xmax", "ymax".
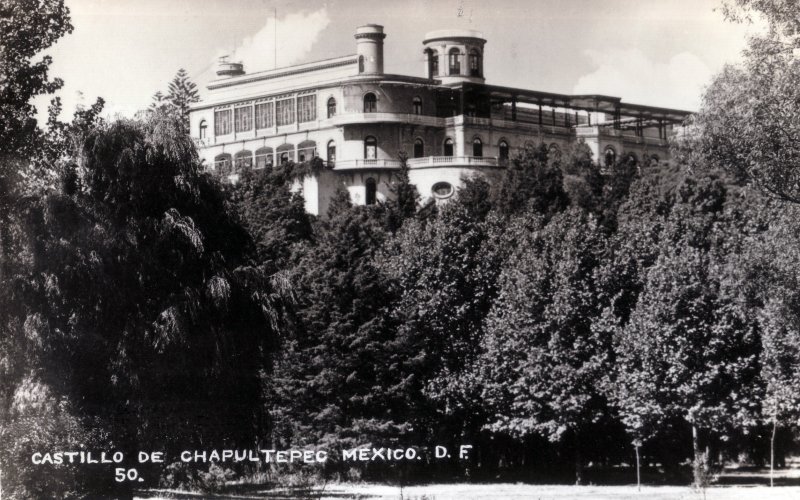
[
  {"xmin": 215, "ymin": 55, "xmax": 245, "ymax": 78},
  {"xmin": 422, "ymin": 29, "xmax": 486, "ymax": 85}
]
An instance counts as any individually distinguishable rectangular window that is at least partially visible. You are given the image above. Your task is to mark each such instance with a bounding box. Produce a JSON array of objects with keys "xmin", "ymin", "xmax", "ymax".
[
  {"xmin": 276, "ymin": 98, "xmax": 295, "ymax": 126},
  {"xmin": 234, "ymin": 106, "xmax": 252, "ymax": 133},
  {"xmin": 255, "ymin": 102, "xmax": 274, "ymax": 129},
  {"xmin": 297, "ymin": 95, "xmax": 316, "ymax": 123},
  {"xmin": 449, "ymin": 53, "xmax": 460, "ymax": 75},
  {"xmin": 214, "ymin": 109, "xmax": 232, "ymax": 136}
]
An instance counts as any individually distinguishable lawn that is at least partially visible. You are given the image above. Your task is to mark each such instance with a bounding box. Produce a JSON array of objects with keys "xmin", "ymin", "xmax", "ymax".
[{"xmin": 137, "ymin": 483, "xmax": 800, "ymax": 500}]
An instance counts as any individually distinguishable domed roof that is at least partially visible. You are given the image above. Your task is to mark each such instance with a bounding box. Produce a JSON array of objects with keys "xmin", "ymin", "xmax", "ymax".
[{"xmin": 423, "ymin": 29, "xmax": 486, "ymax": 44}]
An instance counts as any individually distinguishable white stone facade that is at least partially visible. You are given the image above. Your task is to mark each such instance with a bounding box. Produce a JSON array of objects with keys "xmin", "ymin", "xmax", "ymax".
[{"xmin": 189, "ymin": 24, "xmax": 690, "ymax": 215}]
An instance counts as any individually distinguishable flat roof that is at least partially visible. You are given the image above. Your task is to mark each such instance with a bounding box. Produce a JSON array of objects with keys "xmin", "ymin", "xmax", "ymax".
[
  {"xmin": 207, "ymin": 54, "xmax": 359, "ymax": 91},
  {"xmin": 468, "ymin": 83, "xmax": 693, "ymax": 122}
]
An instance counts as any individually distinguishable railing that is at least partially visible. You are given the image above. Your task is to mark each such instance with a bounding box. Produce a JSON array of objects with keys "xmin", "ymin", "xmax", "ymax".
[
  {"xmin": 576, "ymin": 124, "xmax": 670, "ymax": 146},
  {"xmin": 210, "ymin": 155, "xmax": 507, "ymax": 175},
  {"xmin": 406, "ymin": 156, "xmax": 501, "ymax": 168},
  {"xmin": 332, "ymin": 158, "xmax": 404, "ymax": 169},
  {"xmin": 448, "ymin": 115, "xmax": 492, "ymax": 127},
  {"xmin": 331, "ymin": 156, "xmax": 503, "ymax": 169},
  {"xmin": 327, "ymin": 113, "xmax": 445, "ymax": 128}
]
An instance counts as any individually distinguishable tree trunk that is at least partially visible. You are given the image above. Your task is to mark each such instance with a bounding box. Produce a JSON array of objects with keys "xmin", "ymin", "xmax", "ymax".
[
  {"xmin": 635, "ymin": 444, "xmax": 641, "ymax": 491},
  {"xmin": 691, "ymin": 424, "xmax": 705, "ymax": 488},
  {"xmin": 575, "ymin": 445, "xmax": 584, "ymax": 485},
  {"xmin": 770, "ymin": 417, "xmax": 777, "ymax": 488}
]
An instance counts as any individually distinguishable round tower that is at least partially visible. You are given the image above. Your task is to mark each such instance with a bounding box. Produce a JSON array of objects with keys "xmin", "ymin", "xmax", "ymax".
[
  {"xmin": 422, "ymin": 29, "xmax": 486, "ymax": 85},
  {"xmin": 355, "ymin": 24, "xmax": 386, "ymax": 74}
]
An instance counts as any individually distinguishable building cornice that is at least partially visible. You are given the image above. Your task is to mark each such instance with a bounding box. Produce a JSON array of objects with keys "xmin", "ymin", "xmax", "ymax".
[
  {"xmin": 191, "ymin": 75, "xmax": 442, "ymax": 112},
  {"xmin": 207, "ymin": 54, "xmax": 360, "ymax": 91}
]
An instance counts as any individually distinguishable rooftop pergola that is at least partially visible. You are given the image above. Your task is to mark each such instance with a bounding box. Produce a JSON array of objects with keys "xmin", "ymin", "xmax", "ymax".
[{"xmin": 459, "ymin": 82, "xmax": 693, "ymax": 127}]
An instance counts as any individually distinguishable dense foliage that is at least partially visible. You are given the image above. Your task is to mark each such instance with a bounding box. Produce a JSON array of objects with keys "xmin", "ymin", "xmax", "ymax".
[{"xmin": 6, "ymin": 0, "xmax": 800, "ymax": 496}]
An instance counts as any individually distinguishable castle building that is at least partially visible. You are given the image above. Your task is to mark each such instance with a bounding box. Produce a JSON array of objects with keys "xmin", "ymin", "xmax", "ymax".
[{"xmin": 189, "ymin": 24, "xmax": 690, "ymax": 215}]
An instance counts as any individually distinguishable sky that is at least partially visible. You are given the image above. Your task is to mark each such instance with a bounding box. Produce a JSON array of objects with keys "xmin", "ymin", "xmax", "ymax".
[{"xmin": 36, "ymin": 0, "xmax": 766, "ymax": 122}]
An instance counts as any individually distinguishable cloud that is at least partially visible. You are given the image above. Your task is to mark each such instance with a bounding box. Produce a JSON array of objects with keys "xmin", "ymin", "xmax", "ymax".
[
  {"xmin": 226, "ymin": 8, "xmax": 331, "ymax": 72},
  {"xmin": 572, "ymin": 48, "xmax": 713, "ymax": 111}
]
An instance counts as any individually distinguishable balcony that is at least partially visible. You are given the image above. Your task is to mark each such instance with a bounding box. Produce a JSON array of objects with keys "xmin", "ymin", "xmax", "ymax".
[
  {"xmin": 330, "ymin": 156, "xmax": 503, "ymax": 170},
  {"xmin": 407, "ymin": 156, "xmax": 502, "ymax": 168},
  {"xmin": 575, "ymin": 124, "xmax": 670, "ymax": 147},
  {"xmin": 326, "ymin": 112, "xmax": 445, "ymax": 128},
  {"xmin": 332, "ymin": 158, "xmax": 404, "ymax": 170}
]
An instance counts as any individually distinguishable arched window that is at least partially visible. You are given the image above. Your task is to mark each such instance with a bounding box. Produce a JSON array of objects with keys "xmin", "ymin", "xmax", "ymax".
[
  {"xmin": 234, "ymin": 150, "xmax": 253, "ymax": 170},
  {"xmin": 468, "ymin": 49, "xmax": 481, "ymax": 77},
  {"xmin": 443, "ymin": 138, "xmax": 454, "ymax": 157},
  {"xmin": 327, "ymin": 97, "xmax": 337, "ymax": 118},
  {"xmin": 358, "ymin": 55, "xmax": 365, "ymax": 73},
  {"xmin": 499, "ymin": 140, "xmax": 509, "ymax": 161},
  {"xmin": 255, "ymin": 147, "xmax": 274, "ymax": 169},
  {"xmin": 298, "ymin": 140, "xmax": 316, "ymax": 163},
  {"xmin": 413, "ymin": 96, "xmax": 422, "ymax": 115},
  {"xmin": 448, "ymin": 48, "xmax": 461, "ymax": 75},
  {"xmin": 603, "ymin": 147, "xmax": 616, "ymax": 167},
  {"xmin": 473, "ymin": 137, "xmax": 483, "ymax": 157},
  {"xmin": 277, "ymin": 143, "xmax": 294, "ymax": 165},
  {"xmin": 214, "ymin": 153, "xmax": 232, "ymax": 173},
  {"xmin": 425, "ymin": 49, "xmax": 438, "ymax": 78},
  {"xmin": 650, "ymin": 154, "xmax": 660, "ymax": 167},
  {"xmin": 364, "ymin": 136, "xmax": 377, "ymax": 159},
  {"xmin": 365, "ymin": 178, "xmax": 377, "ymax": 205},
  {"xmin": 327, "ymin": 140, "xmax": 336, "ymax": 166},
  {"xmin": 199, "ymin": 120, "xmax": 207, "ymax": 139},
  {"xmin": 414, "ymin": 138, "xmax": 424, "ymax": 158},
  {"xmin": 363, "ymin": 92, "xmax": 377, "ymax": 113}
]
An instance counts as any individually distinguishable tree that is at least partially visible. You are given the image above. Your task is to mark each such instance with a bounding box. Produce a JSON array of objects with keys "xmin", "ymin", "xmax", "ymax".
[
  {"xmin": 149, "ymin": 90, "xmax": 168, "ymax": 111},
  {"xmin": 609, "ymin": 172, "xmax": 763, "ymax": 486},
  {"xmin": 721, "ymin": 0, "xmax": 800, "ymax": 35},
  {"xmin": 688, "ymin": 1, "xmax": 800, "ymax": 203},
  {"xmin": 378, "ymin": 195, "xmax": 504, "ymax": 466},
  {"xmin": 491, "ymin": 143, "xmax": 568, "ymax": 218},
  {"xmin": 165, "ymin": 68, "xmax": 199, "ymax": 131},
  {"xmin": 737, "ymin": 200, "xmax": 800, "ymax": 484},
  {"xmin": 0, "ymin": 3, "xmax": 81, "ymax": 495},
  {"xmin": 560, "ymin": 141, "xmax": 604, "ymax": 213},
  {"xmin": 1, "ymin": 113, "xmax": 281, "ymax": 496},
  {"xmin": 475, "ymin": 208, "xmax": 611, "ymax": 484},
  {"xmin": 231, "ymin": 165, "xmax": 313, "ymax": 269},
  {"xmin": 380, "ymin": 152, "xmax": 420, "ymax": 233},
  {"xmin": 0, "ymin": 0, "xmax": 73, "ymax": 281},
  {"xmin": 269, "ymin": 201, "xmax": 414, "ymax": 474}
]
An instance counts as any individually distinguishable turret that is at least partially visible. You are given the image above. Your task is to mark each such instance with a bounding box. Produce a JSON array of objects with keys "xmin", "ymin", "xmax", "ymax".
[
  {"xmin": 215, "ymin": 56, "xmax": 245, "ymax": 78},
  {"xmin": 422, "ymin": 29, "xmax": 486, "ymax": 84},
  {"xmin": 355, "ymin": 24, "xmax": 386, "ymax": 74}
]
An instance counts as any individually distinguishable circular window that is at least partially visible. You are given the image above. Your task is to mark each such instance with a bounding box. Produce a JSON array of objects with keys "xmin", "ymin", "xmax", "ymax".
[{"xmin": 432, "ymin": 182, "xmax": 454, "ymax": 199}]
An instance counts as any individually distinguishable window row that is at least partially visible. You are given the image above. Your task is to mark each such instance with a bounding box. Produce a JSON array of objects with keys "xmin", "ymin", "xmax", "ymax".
[
  {"xmin": 213, "ymin": 137, "xmax": 515, "ymax": 172},
  {"xmin": 410, "ymin": 137, "xmax": 510, "ymax": 159},
  {"xmin": 212, "ymin": 95, "xmax": 317, "ymax": 136},
  {"xmin": 603, "ymin": 147, "xmax": 660, "ymax": 168},
  {"xmin": 274, "ymin": 94, "xmax": 425, "ymax": 119},
  {"xmin": 426, "ymin": 48, "xmax": 483, "ymax": 78},
  {"xmin": 213, "ymin": 142, "xmax": 318, "ymax": 171},
  {"xmin": 356, "ymin": 93, "xmax": 424, "ymax": 115}
]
